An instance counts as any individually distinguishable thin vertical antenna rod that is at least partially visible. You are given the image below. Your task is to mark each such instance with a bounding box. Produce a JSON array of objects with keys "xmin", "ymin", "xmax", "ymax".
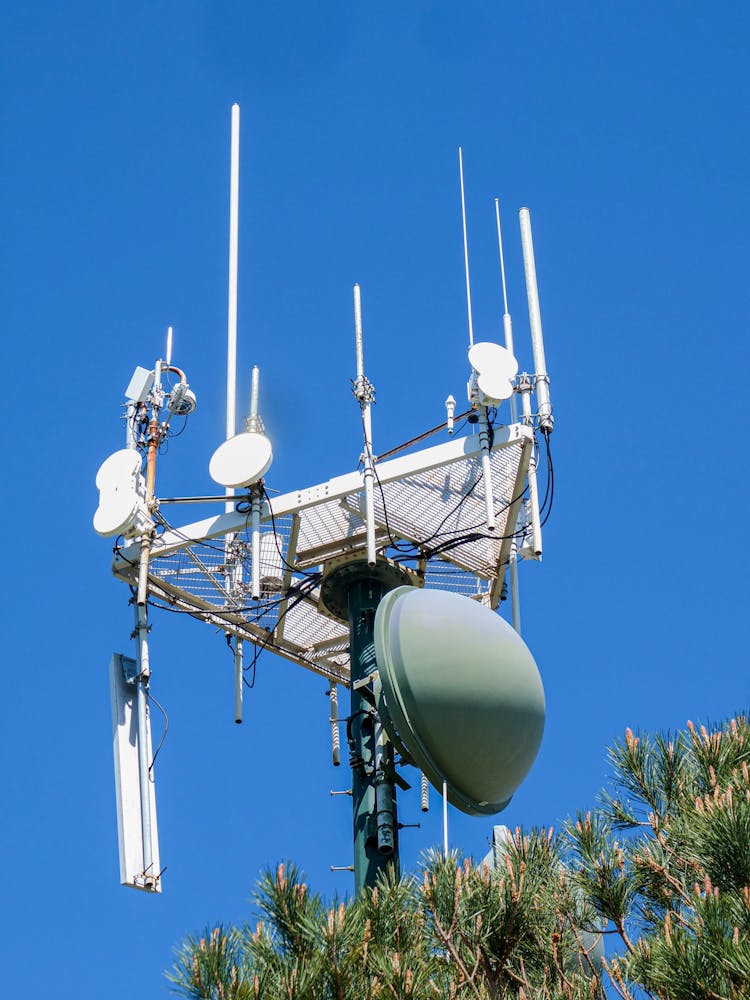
[
  {"xmin": 519, "ymin": 208, "xmax": 553, "ymax": 433},
  {"xmin": 458, "ymin": 148, "xmax": 474, "ymax": 347},
  {"xmin": 226, "ymin": 103, "xmax": 241, "ymax": 513},
  {"xmin": 165, "ymin": 326, "xmax": 173, "ymax": 367},
  {"xmin": 353, "ymin": 284, "xmax": 377, "ymax": 567},
  {"xmin": 495, "ymin": 201, "xmax": 510, "ymax": 319},
  {"xmin": 494, "ymin": 200, "xmax": 518, "ymax": 425}
]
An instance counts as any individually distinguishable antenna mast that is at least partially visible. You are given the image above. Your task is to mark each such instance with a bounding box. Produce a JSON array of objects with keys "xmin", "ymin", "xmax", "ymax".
[{"xmin": 226, "ymin": 103, "xmax": 241, "ymax": 509}]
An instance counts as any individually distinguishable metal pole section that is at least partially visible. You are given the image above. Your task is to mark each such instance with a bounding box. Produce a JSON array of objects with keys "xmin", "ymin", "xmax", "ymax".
[
  {"xmin": 226, "ymin": 103, "xmax": 240, "ymax": 514},
  {"xmin": 519, "ymin": 209, "xmax": 553, "ymax": 434},
  {"xmin": 347, "ymin": 576, "xmax": 399, "ymax": 894},
  {"xmin": 373, "ymin": 718, "xmax": 396, "ymax": 856},
  {"xmin": 234, "ymin": 639, "xmax": 243, "ymax": 724},
  {"xmin": 250, "ymin": 489, "xmax": 261, "ymax": 599},
  {"xmin": 458, "ymin": 148, "xmax": 474, "ymax": 347},
  {"xmin": 478, "ymin": 407, "xmax": 495, "ymax": 530},
  {"xmin": 353, "ymin": 285, "xmax": 377, "ymax": 567},
  {"xmin": 509, "ymin": 542, "xmax": 521, "ymax": 634},
  {"xmin": 134, "ymin": 545, "xmax": 154, "ymax": 881},
  {"xmin": 519, "ymin": 379, "xmax": 542, "ymax": 559},
  {"xmin": 125, "ymin": 401, "xmax": 137, "ymax": 449},
  {"xmin": 494, "ymin": 200, "xmax": 519, "ymax": 424},
  {"xmin": 442, "ymin": 780, "xmax": 449, "ymax": 856}
]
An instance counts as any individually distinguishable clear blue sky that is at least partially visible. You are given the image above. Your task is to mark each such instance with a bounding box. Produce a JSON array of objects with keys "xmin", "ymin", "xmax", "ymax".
[{"xmin": 1, "ymin": 2, "xmax": 748, "ymax": 996}]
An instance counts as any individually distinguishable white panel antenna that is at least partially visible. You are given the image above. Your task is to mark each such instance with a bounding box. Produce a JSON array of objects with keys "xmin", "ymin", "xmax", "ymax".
[
  {"xmin": 125, "ymin": 366, "xmax": 155, "ymax": 404},
  {"xmin": 93, "ymin": 449, "xmax": 151, "ymax": 538},
  {"xmin": 109, "ymin": 653, "xmax": 162, "ymax": 892}
]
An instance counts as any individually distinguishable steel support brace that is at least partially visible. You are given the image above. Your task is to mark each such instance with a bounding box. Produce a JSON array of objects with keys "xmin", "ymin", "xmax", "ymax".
[{"xmin": 346, "ymin": 577, "xmax": 399, "ymax": 894}]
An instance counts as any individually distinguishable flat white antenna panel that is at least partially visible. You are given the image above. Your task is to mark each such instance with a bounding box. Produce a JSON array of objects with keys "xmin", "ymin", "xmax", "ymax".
[
  {"xmin": 109, "ymin": 654, "xmax": 161, "ymax": 892},
  {"xmin": 125, "ymin": 366, "xmax": 154, "ymax": 404}
]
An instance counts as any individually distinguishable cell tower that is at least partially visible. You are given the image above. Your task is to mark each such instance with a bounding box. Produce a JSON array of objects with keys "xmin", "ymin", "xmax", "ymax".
[{"xmin": 94, "ymin": 107, "xmax": 555, "ymax": 895}]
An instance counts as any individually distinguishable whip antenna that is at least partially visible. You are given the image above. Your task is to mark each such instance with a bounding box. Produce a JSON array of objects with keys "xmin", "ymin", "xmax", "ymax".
[
  {"xmin": 226, "ymin": 103, "xmax": 240, "ymax": 511},
  {"xmin": 458, "ymin": 148, "xmax": 474, "ymax": 347},
  {"xmin": 494, "ymin": 200, "xmax": 518, "ymax": 423}
]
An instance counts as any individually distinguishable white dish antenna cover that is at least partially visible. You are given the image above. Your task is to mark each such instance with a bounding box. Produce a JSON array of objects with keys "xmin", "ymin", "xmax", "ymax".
[
  {"xmin": 94, "ymin": 449, "xmax": 150, "ymax": 538},
  {"xmin": 468, "ymin": 341, "xmax": 518, "ymax": 404},
  {"xmin": 209, "ymin": 431, "xmax": 273, "ymax": 489}
]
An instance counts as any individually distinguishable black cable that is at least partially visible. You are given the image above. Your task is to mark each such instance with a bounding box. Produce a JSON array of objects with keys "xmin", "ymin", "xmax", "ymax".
[
  {"xmin": 539, "ymin": 430, "xmax": 555, "ymax": 526},
  {"xmin": 259, "ymin": 486, "xmax": 321, "ymax": 581},
  {"xmin": 146, "ymin": 689, "xmax": 169, "ymax": 773},
  {"xmin": 240, "ymin": 573, "xmax": 323, "ymax": 688}
]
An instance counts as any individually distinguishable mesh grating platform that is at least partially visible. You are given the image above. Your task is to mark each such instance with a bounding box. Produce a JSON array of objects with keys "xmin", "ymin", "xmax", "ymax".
[{"xmin": 114, "ymin": 423, "xmax": 533, "ymax": 684}]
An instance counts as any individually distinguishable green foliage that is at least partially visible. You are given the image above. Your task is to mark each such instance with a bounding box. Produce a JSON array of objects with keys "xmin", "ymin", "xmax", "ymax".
[{"xmin": 168, "ymin": 716, "xmax": 750, "ymax": 1000}]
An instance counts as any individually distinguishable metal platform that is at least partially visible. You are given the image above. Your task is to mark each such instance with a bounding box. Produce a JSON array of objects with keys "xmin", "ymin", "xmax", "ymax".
[{"xmin": 113, "ymin": 422, "xmax": 533, "ymax": 685}]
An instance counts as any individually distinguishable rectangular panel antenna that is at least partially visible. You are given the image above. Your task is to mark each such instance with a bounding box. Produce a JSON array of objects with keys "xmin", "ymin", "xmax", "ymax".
[{"xmin": 109, "ymin": 653, "xmax": 162, "ymax": 892}]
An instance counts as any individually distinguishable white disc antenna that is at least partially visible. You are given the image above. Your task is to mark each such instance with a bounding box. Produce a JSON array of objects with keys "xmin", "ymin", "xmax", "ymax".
[
  {"xmin": 468, "ymin": 341, "xmax": 518, "ymax": 404},
  {"xmin": 209, "ymin": 365, "xmax": 273, "ymax": 489},
  {"xmin": 93, "ymin": 449, "xmax": 151, "ymax": 537},
  {"xmin": 209, "ymin": 431, "xmax": 272, "ymax": 489}
]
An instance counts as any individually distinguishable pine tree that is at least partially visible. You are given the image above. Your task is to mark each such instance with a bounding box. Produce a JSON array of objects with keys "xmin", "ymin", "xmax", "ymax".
[{"xmin": 168, "ymin": 716, "xmax": 750, "ymax": 999}]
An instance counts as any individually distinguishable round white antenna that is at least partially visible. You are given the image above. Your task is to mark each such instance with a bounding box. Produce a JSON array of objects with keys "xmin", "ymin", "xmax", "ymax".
[
  {"xmin": 468, "ymin": 341, "xmax": 518, "ymax": 403},
  {"xmin": 94, "ymin": 449, "xmax": 146, "ymax": 537},
  {"xmin": 209, "ymin": 431, "xmax": 273, "ymax": 489}
]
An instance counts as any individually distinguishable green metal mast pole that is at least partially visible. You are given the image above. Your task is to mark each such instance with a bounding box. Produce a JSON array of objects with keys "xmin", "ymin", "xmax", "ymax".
[{"xmin": 347, "ymin": 575, "xmax": 399, "ymax": 894}]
